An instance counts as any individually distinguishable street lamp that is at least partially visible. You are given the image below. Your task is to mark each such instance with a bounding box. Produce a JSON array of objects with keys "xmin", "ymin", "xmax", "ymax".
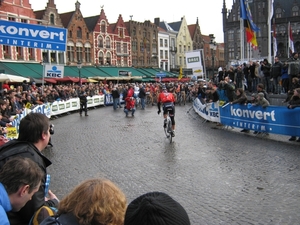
[
  {"xmin": 169, "ymin": 46, "xmax": 177, "ymax": 71},
  {"xmin": 209, "ymin": 34, "xmax": 217, "ymax": 78},
  {"xmin": 77, "ymin": 60, "xmax": 82, "ymax": 86}
]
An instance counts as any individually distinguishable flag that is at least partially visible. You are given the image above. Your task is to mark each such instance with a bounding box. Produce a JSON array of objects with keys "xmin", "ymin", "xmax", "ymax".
[
  {"xmin": 288, "ymin": 22, "xmax": 295, "ymax": 55},
  {"xmin": 178, "ymin": 67, "xmax": 183, "ymax": 80},
  {"xmin": 240, "ymin": 0, "xmax": 259, "ymax": 49},
  {"xmin": 244, "ymin": 20, "xmax": 258, "ymax": 49},
  {"xmin": 240, "ymin": 0, "xmax": 260, "ymax": 32},
  {"xmin": 268, "ymin": 0, "xmax": 274, "ymax": 23},
  {"xmin": 273, "ymin": 21, "xmax": 277, "ymax": 57}
]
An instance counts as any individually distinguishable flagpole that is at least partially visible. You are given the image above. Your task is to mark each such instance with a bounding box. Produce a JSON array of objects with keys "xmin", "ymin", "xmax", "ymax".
[
  {"xmin": 240, "ymin": 18, "xmax": 244, "ymax": 61},
  {"xmin": 268, "ymin": 0, "xmax": 273, "ymax": 63}
]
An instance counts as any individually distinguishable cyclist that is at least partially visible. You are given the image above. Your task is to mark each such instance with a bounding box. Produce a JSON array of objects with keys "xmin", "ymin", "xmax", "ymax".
[{"xmin": 157, "ymin": 85, "xmax": 176, "ymax": 137}]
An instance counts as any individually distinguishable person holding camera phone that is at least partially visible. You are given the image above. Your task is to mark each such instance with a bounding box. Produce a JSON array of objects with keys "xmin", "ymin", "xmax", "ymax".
[{"xmin": 0, "ymin": 113, "xmax": 59, "ymax": 225}]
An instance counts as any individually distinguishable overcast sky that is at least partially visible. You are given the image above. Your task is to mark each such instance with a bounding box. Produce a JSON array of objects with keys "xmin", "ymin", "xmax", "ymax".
[{"xmin": 29, "ymin": 0, "xmax": 232, "ymax": 43}]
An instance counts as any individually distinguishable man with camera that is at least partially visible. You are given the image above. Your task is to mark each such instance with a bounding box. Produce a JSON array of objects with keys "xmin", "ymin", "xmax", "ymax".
[
  {"xmin": 78, "ymin": 86, "xmax": 88, "ymax": 116},
  {"xmin": 0, "ymin": 112, "xmax": 59, "ymax": 225}
]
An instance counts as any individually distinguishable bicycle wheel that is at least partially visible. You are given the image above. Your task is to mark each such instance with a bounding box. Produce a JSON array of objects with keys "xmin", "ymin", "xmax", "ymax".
[
  {"xmin": 164, "ymin": 125, "xmax": 169, "ymax": 138},
  {"xmin": 167, "ymin": 120, "xmax": 173, "ymax": 143}
]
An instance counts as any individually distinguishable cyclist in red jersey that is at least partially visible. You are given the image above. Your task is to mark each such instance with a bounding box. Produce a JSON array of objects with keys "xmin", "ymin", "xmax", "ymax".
[{"xmin": 157, "ymin": 85, "xmax": 176, "ymax": 137}]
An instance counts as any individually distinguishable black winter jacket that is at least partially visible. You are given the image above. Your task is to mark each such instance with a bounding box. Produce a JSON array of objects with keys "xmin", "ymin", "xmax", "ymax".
[{"xmin": 0, "ymin": 140, "xmax": 58, "ymax": 225}]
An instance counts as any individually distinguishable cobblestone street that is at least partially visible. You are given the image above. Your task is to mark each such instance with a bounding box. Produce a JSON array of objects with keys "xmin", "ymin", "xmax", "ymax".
[{"xmin": 43, "ymin": 103, "xmax": 300, "ymax": 225}]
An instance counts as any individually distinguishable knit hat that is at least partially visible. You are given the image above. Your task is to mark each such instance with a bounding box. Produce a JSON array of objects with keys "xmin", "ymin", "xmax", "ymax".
[{"xmin": 124, "ymin": 192, "xmax": 190, "ymax": 225}]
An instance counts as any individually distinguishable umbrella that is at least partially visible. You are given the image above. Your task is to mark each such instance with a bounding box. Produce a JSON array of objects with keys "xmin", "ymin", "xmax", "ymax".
[{"xmin": 0, "ymin": 73, "xmax": 30, "ymax": 82}]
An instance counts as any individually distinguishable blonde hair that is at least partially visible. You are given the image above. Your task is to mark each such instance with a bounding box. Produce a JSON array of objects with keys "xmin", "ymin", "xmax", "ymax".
[{"xmin": 58, "ymin": 178, "xmax": 127, "ymax": 225}]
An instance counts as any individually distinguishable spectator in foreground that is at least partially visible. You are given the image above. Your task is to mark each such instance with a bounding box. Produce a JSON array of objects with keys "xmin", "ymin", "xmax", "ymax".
[
  {"xmin": 41, "ymin": 178, "xmax": 127, "ymax": 225},
  {"xmin": 287, "ymin": 88, "xmax": 300, "ymax": 142},
  {"xmin": 0, "ymin": 113, "xmax": 59, "ymax": 225},
  {"xmin": 124, "ymin": 191, "xmax": 190, "ymax": 225},
  {"xmin": 0, "ymin": 157, "xmax": 44, "ymax": 225}
]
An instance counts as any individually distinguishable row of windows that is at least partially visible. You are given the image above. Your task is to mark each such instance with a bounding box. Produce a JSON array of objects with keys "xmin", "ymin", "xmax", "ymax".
[{"xmin": 229, "ymin": 5, "xmax": 300, "ymax": 21}]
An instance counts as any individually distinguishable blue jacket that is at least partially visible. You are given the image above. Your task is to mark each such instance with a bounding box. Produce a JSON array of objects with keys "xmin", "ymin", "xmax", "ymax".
[{"xmin": 0, "ymin": 183, "xmax": 12, "ymax": 225}]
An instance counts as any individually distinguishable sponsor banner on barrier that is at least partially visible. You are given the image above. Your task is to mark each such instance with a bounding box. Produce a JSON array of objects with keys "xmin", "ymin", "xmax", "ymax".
[
  {"xmin": 193, "ymin": 98, "xmax": 220, "ymax": 122},
  {"xmin": 220, "ymin": 104, "xmax": 300, "ymax": 136}
]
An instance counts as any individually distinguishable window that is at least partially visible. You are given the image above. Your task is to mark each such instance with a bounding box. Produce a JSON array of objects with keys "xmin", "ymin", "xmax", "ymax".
[
  {"xmin": 50, "ymin": 51, "xmax": 56, "ymax": 63},
  {"xmin": 8, "ymin": 16, "xmax": 15, "ymax": 21},
  {"xmin": 101, "ymin": 21, "xmax": 106, "ymax": 33},
  {"xmin": 67, "ymin": 45, "xmax": 74, "ymax": 62},
  {"xmin": 165, "ymin": 50, "xmax": 168, "ymax": 59},
  {"xmin": 228, "ymin": 43, "xmax": 234, "ymax": 59},
  {"xmin": 228, "ymin": 30, "xmax": 234, "ymax": 41},
  {"xmin": 85, "ymin": 47, "xmax": 91, "ymax": 63},
  {"xmin": 28, "ymin": 48, "xmax": 34, "ymax": 60},
  {"xmin": 77, "ymin": 27, "xmax": 82, "ymax": 39},
  {"xmin": 123, "ymin": 43, "xmax": 127, "ymax": 54},
  {"xmin": 119, "ymin": 28, "xmax": 124, "ymax": 38},
  {"xmin": 164, "ymin": 39, "xmax": 168, "ymax": 47},
  {"xmin": 116, "ymin": 42, "xmax": 121, "ymax": 53},
  {"xmin": 16, "ymin": 47, "xmax": 23, "ymax": 60},
  {"xmin": 106, "ymin": 52, "xmax": 111, "ymax": 65},
  {"xmin": 3, "ymin": 45, "xmax": 11, "ymax": 59},
  {"xmin": 275, "ymin": 8, "xmax": 282, "ymax": 18},
  {"xmin": 171, "ymin": 38, "xmax": 175, "ymax": 47},
  {"xmin": 132, "ymin": 56, "xmax": 137, "ymax": 66},
  {"xmin": 76, "ymin": 46, "xmax": 83, "ymax": 62},
  {"xmin": 292, "ymin": 6, "xmax": 299, "ymax": 16},
  {"xmin": 152, "ymin": 42, "xmax": 157, "ymax": 54},
  {"xmin": 98, "ymin": 36, "xmax": 103, "ymax": 48},
  {"xmin": 42, "ymin": 50, "xmax": 49, "ymax": 63},
  {"xmin": 20, "ymin": 19, "xmax": 27, "ymax": 23},
  {"xmin": 160, "ymin": 39, "xmax": 163, "ymax": 47},
  {"xmin": 99, "ymin": 52, "xmax": 104, "ymax": 65},
  {"xmin": 58, "ymin": 51, "xmax": 64, "ymax": 64},
  {"xmin": 117, "ymin": 58, "xmax": 121, "ymax": 66},
  {"xmin": 106, "ymin": 37, "xmax": 110, "ymax": 48},
  {"xmin": 50, "ymin": 14, "xmax": 55, "ymax": 25},
  {"xmin": 160, "ymin": 50, "xmax": 163, "ymax": 58},
  {"xmin": 133, "ymin": 28, "xmax": 136, "ymax": 36},
  {"xmin": 132, "ymin": 40, "xmax": 137, "ymax": 52},
  {"xmin": 123, "ymin": 56, "xmax": 128, "ymax": 66},
  {"xmin": 183, "ymin": 45, "xmax": 186, "ymax": 53},
  {"xmin": 179, "ymin": 45, "xmax": 182, "ymax": 53},
  {"xmin": 140, "ymin": 41, "xmax": 144, "ymax": 52}
]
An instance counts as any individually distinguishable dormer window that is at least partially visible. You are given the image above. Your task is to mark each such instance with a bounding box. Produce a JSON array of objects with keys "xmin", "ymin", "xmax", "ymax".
[
  {"xmin": 101, "ymin": 21, "xmax": 106, "ymax": 33},
  {"xmin": 77, "ymin": 27, "xmax": 82, "ymax": 39},
  {"xmin": 275, "ymin": 8, "xmax": 282, "ymax": 18},
  {"xmin": 50, "ymin": 14, "xmax": 55, "ymax": 25},
  {"xmin": 292, "ymin": 6, "xmax": 299, "ymax": 16}
]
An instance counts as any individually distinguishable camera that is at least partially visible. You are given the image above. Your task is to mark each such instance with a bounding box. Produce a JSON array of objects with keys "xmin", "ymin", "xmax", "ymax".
[{"xmin": 49, "ymin": 124, "xmax": 54, "ymax": 135}]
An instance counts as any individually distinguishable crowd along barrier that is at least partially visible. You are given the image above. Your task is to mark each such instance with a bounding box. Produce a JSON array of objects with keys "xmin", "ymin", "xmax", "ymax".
[{"xmin": 193, "ymin": 98, "xmax": 300, "ymax": 137}]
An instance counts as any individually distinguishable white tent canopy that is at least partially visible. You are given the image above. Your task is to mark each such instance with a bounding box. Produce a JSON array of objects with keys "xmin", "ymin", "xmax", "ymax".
[{"xmin": 0, "ymin": 73, "xmax": 29, "ymax": 82}]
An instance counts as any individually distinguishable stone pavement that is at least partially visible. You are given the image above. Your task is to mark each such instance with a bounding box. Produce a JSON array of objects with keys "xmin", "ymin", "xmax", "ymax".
[{"xmin": 43, "ymin": 102, "xmax": 300, "ymax": 225}]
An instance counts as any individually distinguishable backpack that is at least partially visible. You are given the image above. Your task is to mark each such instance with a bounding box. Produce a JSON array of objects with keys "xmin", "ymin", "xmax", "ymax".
[
  {"xmin": 40, "ymin": 213, "xmax": 80, "ymax": 225},
  {"xmin": 30, "ymin": 206, "xmax": 57, "ymax": 225}
]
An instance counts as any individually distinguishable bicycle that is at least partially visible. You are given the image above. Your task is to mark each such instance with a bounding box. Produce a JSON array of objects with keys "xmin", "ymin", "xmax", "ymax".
[{"xmin": 163, "ymin": 114, "xmax": 173, "ymax": 143}]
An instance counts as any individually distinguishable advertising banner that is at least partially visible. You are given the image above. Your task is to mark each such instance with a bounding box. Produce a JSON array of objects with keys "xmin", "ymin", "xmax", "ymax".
[
  {"xmin": 44, "ymin": 65, "xmax": 64, "ymax": 78},
  {"xmin": 220, "ymin": 104, "xmax": 300, "ymax": 136},
  {"xmin": 0, "ymin": 20, "xmax": 67, "ymax": 51}
]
